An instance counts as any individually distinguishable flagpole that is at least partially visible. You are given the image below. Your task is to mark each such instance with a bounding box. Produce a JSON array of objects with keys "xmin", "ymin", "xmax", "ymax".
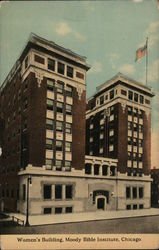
[{"xmin": 146, "ymin": 37, "xmax": 148, "ymax": 86}]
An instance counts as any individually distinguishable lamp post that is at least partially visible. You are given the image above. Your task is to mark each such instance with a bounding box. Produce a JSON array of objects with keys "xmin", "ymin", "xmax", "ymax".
[{"xmin": 25, "ymin": 176, "xmax": 32, "ymax": 227}]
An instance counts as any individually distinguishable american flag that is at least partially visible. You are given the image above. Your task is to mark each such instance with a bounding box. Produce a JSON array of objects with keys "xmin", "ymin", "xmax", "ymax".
[{"xmin": 135, "ymin": 43, "xmax": 147, "ymax": 62}]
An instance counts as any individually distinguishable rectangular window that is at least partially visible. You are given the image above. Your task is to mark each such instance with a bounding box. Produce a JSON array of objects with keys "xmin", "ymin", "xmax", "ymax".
[
  {"xmin": 133, "ymin": 204, "xmax": 137, "ymax": 210},
  {"xmin": 67, "ymin": 66, "xmax": 73, "ymax": 78},
  {"xmin": 94, "ymin": 165, "xmax": 99, "ymax": 175},
  {"xmin": 56, "ymin": 121, "xmax": 63, "ymax": 132},
  {"xmin": 139, "ymin": 187, "xmax": 144, "ymax": 198},
  {"xmin": 65, "ymin": 207, "xmax": 72, "ymax": 213},
  {"xmin": 23, "ymin": 184, "xmax": 26, "ymax": 201},
  {"xmin": 66, "ymin": 185, "xmax": 73, "ymax": 199},
  {"xmin": 25, "ymin": 56, "xmax": 28, "ymax": 69},
  {"xmin": 134, "ymin": 93, "xmax": 138, "ymax": 102},
  {"xmin": 47, "ymin": 79, "xmax": 55, "ymax": 91},
  {"xmin": 66, "ymin": 85, "xmax": 73, "ymax": 97},
  {"xmin": 66, "ymin": 104, "xmax": 72, "ymax": 115},
  {"xmin": 100, "ymin": 96, "xmax": 104, "ymax": 105},
  {"xmin": 133, "ymin": 187, "xmax": 137, "ymax": 199},
  {"xmin": 126, "ymin": 187, "xmax": 131, "ymax": 199},
  {"xmin": 46, "ymin": 118, "xmax": 54, "ymax": 130},
  {"xmin": 34, "ymin": 54, "xmax": 45, "ymax": 64},
  {"xmin": 128, "ymin": 91, "xmax": 133, "ymax": 100},
  {"xmin": 56, "ymin": 81, "xmax": 64, "ymax": 94},
  {"xmin": 145, "ymin": 99, "xmax": 150, "ymax": 105},
  {"xmin": 56, "ymin": 102, "xmax": 63, "ymax": 113},
  {"xmin": 56, "ymin": 141, "xmax": 63, "ymax": 151},
  {"xmin": 55, "ymin": 185, "xmax": 62, "ymax": 199},
  {"xmin": 45, "ymin": 158, "xmax": 53, "ymax": 166},
  {"xmin": 24, "ymin": 98, "xmax": 28, "ymax": 110},
  {"xmin": 110, "ymin": 90, "xmax": 114, "ymax": 100},
  {"xmin": 55, "ymin": 207, "xmax": 62, "ymax": 214},
  {"xmin": 121, "ymin": 89, "xmax": 127, "ymax": 96},
  {"xmin": 23, "ymin": 78, "xmax": 28, "ymax": 90},
  {"xmin": 47, "ymin": 99, "xmax": 54, "ymax": 110},
  {"xmin": 43, "ymin": 185, "xmax": 52, "ymax": 199},
  {"xmin": 46, "ymin": 138, "xmax": 53, "ymax": 150},
  {"xmin": 140, "ymin": 95, "xmax": 144, "ymax": 104},
  {"xmin": 139, "ymin": 204, "xmax": 144, "ymax": 209},
  {"xmin": 66, "ymin": 123, "xmax": 72, "ymax": 134},
  {"xmin": 126, "ymin": 205, "xmax": 131, "ymax": 210},
  {"xmin": 48, "ymin": 58, "xmax": 55, "ymax": 71},
  {"xmin": 65, "ymin": 161, "xmax": 71, "ymax": 171},
  {"xmin": 76, "ymin": 71, "xmax": 84, "ymax": 79},
  {"xmin": 44, "ymin": 208, "xmax": 52, "ymax": 214},
  {"xmin": 65, "ymin": 142, "xmax": 72, "ymax": 152},
  {"xmin": 58, "ymin": 62, "xmax": 65, "ymax": 75},
  {"xmin": 56, "ymin": 160, "xmax": 62, "ymax": 171}
]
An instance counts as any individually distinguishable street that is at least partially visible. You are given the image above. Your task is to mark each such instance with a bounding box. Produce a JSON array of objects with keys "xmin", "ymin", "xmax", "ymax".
[{"xmin": 1, "ymin": 215, "xmax": 159, "ymax": 234}]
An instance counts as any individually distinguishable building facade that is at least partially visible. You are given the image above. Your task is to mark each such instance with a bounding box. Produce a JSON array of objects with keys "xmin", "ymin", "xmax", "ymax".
[
  {"xmin": 0, "ymin": 35, "xmax": 154, "ymax": 217},
  {"xmin": 86, "ymin": 73, "xmax": 154, "ymax": 210},
  {"xmin": 151, "ymin": 168, "xmax": 159, "ymax": 207}
]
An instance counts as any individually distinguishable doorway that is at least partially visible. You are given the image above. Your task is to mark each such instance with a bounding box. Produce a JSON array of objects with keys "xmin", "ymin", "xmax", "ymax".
[{"xmin": 97, "ymin": 197, "xmax": 105, "ymax": 210}]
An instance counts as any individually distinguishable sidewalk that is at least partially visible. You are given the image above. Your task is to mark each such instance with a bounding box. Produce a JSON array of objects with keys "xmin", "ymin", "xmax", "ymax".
[{"xmin": 3, "ymin": 208, "xmax": 159, "ymax": 226}]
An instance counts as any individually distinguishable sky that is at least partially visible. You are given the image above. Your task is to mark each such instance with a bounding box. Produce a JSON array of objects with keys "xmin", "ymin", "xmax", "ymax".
[{"xmin": 0, "ymin": 0, "xmax": 159, "ymax": 167}]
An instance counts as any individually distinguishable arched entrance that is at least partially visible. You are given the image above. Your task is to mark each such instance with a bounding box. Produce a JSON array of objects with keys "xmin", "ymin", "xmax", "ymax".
[{"xmin": 93, "ymin": 190, "xmax": 109, "ymax": 211}]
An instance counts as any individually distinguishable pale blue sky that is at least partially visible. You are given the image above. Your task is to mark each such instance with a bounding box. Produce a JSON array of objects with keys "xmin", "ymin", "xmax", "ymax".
[{"xmin": 0, "ymin": 0, "xmax": 159, "ymax": 166}]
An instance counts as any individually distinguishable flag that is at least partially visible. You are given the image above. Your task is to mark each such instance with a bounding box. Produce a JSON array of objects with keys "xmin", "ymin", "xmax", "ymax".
[{"xmin": 135, "ymin": 43, "xmax": 147, "ymax": 62}]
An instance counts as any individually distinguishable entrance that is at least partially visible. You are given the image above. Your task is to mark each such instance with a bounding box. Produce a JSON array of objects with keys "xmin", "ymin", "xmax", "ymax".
[{"xmin": 97, "ymin": 198, "xmax": 105, "ymax": 210}]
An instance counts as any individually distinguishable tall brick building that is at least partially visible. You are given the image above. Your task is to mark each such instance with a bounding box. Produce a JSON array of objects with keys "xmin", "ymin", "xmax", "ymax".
[{"xmin": 0, "ymin": 34, "xmax": 154, "ymax": 216}]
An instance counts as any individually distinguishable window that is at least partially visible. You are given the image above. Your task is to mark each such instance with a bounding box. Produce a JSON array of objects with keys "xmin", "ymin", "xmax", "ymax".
[
  {"xmin": 23, "ymin": 184, "xmax": 26, "ymax": 201},
  {"xmin": 48, "ymin": 58, "xmax": 55, "ymax": 71},
  {"xmin": 56, "ymin": 102, "xmax": 63, "ymax": 113},
  {"xmin": 58, "ymin": 62, "xmax": 65, "ymax": 75},
  {"xmin": 67, "ymin": 66, "xmax": 73, "ymax": 78},
  {"xmin": 126, "ymin": 187, "xmax": 131, "ymax": 199},
  {"xmin": 56, "ymin": 160, "xmax": 62, "ymax": 171},
  {"xmin": 132, "ymin": 187, "xmax": 137, "ymax": 199},
  {"xmin": 100, "ymin": 96, "xmax": 104, "ymax": 105},
  {"xmin": 55, "ymin": 185, "xmax": 62, "ymax": 199},
  {"xmin": 66, "ymin": 104, "xmax": 72, "ymax": 115},
  {"xmin": 126, "ymin": 205, "xmax": 131, "ymax": 210},
  {"xmin": 85, "ymin": 164, "xmax": 91, "ymax": 174},
  {"xmin": 23, "ymin": 78, "xmax": 28, "ymax": 90},
  {"xmin": 45, "ymin": 158, "xmax": 53, "ymax": 167},
  {"xmin": 66, "ymin": 85, "xmax": 73, "ymax": 97},
  {"xmin": 66, "ymin": 123, "xmax": 72, "ymax": 134},
  {"xmin": 140, "ymin": 95, "xmax": 144, "ymax": 104},
  {"xmin": 56, "ymin": 81, "xmax": 64, "ymax": 94},
  {"xmin": 134, "ymin": 93, "xmax": 138, "ymax": 102},
  {"xmin": 139, "ymin": 187, "xmax": 144, "ymax": 198},
  {"xmin": 65, "ymin": 142, "xmax": 71, "ymax": 152},
  {"xmin": 66, "ymin": 185, "xmax": 73, "ymax": 199},
  {"xmin": 128, "ymin": 106, "xmax": 132, "ymax": 115},
  {"xmin": 133, "ymin": 204, "xmax": 137, "ymax": 210},
  {"xmin": 56, "ymin": 141, "xmax": 63, "ymax": 151},
  {"xmin": 105, "ymin": 94, "xmax": 108, "ymax": 100},
  {"xmin": 145, "ymin": 99, "xmax": 150, "ymax": 105},
  {"xmin": 128, "ymin": 91, "xmax": 133, "ymax": 100},
  {"xmin": 121, "ymin": 89, "xmax": 127, "ymax": 96},
  {"xmin": 128, "ymin": 122, "xmax": 132, "ymax": 130},
  {"xmin": 56, "ymin": 121, "xmax": 63, "ymax": 132},
  {"xmin": 24, "ymin": 98, "xmax": 28, "ymax": 110},
  {"xmin": 47, "ymin": 79, "xmax": 55, "ymax": 91},
  {"xmin": 55, "ymin": 207, "xmax": 62, "ymax": 214},
  {"xmin": 44, "ymin": 208, "xmax": 52, "ymax": 214},
  {"xmin": 128, "ymin": 137, "xmax": 132, "ymax": 145},
  {"xmin": 47, "ymin": 99, "xmax": 54, "ymax": 110},
  {"xmin": 43, "ymin": 185, "xmax": 52, "ymax": 199},
  {"xmin": 25, "ymin": 56, "xmax": 28, "ymax": 69},
  {"xmin": 139, "ymin": 139, "xmax": 143, "ymax": 147},
  {"xmin": 94, "ymin": 164, "xmax": 99, "ymax": 175},
  {"xmin": 11, "ymin": 189, "xmax": 14, "ymax": 198},
  {"xmin": 6, "ymin": 189, "xmax": 9, "ymax": 198},
  {"xmin": 102, "ymin": 165, "xmax": 107, "ymax": 176},
  {"xmin": 110, "ymin": 90, "xmax": 114, "ymax": 100},
  {"xmin": 76, "ymin": 71, "xmax": 84, "ymax": 79},
  {"xmin": 46, "ymin": 119, "xmax": 54, "ymax": 130},
  {"xmin": 65, "ymin": 207, "xmax": 72, "ymax": 213},
  {"xmin": 139, "ymin": 125, "xmax": 143, "ymax": 133},
  {"xmin": 23, "ymin": 119, "xmax": 27, "ymax": 131},
  {"xmin": 65, "ymin": 161, "xmax": 71, "ymax": 171},
  {"xmin": 139, "ymin": 204, "xmax": 144, "ymax": 209},
  {"xmin": 34, "ymin": 54, "xmax": 45, "ymax": 64},
  {"xmin": 46, "ymin": 138, "xmax": 53, "ymax": 150}
]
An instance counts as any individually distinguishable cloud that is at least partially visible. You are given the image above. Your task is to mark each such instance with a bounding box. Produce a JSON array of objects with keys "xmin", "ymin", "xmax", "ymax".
[
  {"xmin": 139, "ymin": 59, "xmax": 159, "ymax": 83},
  {"xmin": 88, "ymin": 61, "xmax": 102, "ymax": 74},
  {"xmin": 55, "ymin": 22, "xmax": 72, "ymax": 36},
  {"xmin": 151, "ymin": 130, "xmax": 159, "ymax": 168},
  {"xmin": 109, "ymin": 53, "xmax": 120, "ymax": 70},
  {"xmin": 55, "ymin": 21, "xmax": 86, "ymax": 41},
  {"xmin": 144, "ymin": 20, "xmax": 159, "ymax": 48},
  {"xmin": 119, "ymin": 64, "xmax": 135, "ymax": 75}
]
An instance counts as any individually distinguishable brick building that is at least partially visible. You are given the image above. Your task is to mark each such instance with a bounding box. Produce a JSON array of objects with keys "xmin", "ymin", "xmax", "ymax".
[
  {"xmin": 0, "ymin": 34, "xmax": 154, "ymax": 217},
  {"xmin": 86, "ymin": 73, "xmax": 154, "ymax": 210}
]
